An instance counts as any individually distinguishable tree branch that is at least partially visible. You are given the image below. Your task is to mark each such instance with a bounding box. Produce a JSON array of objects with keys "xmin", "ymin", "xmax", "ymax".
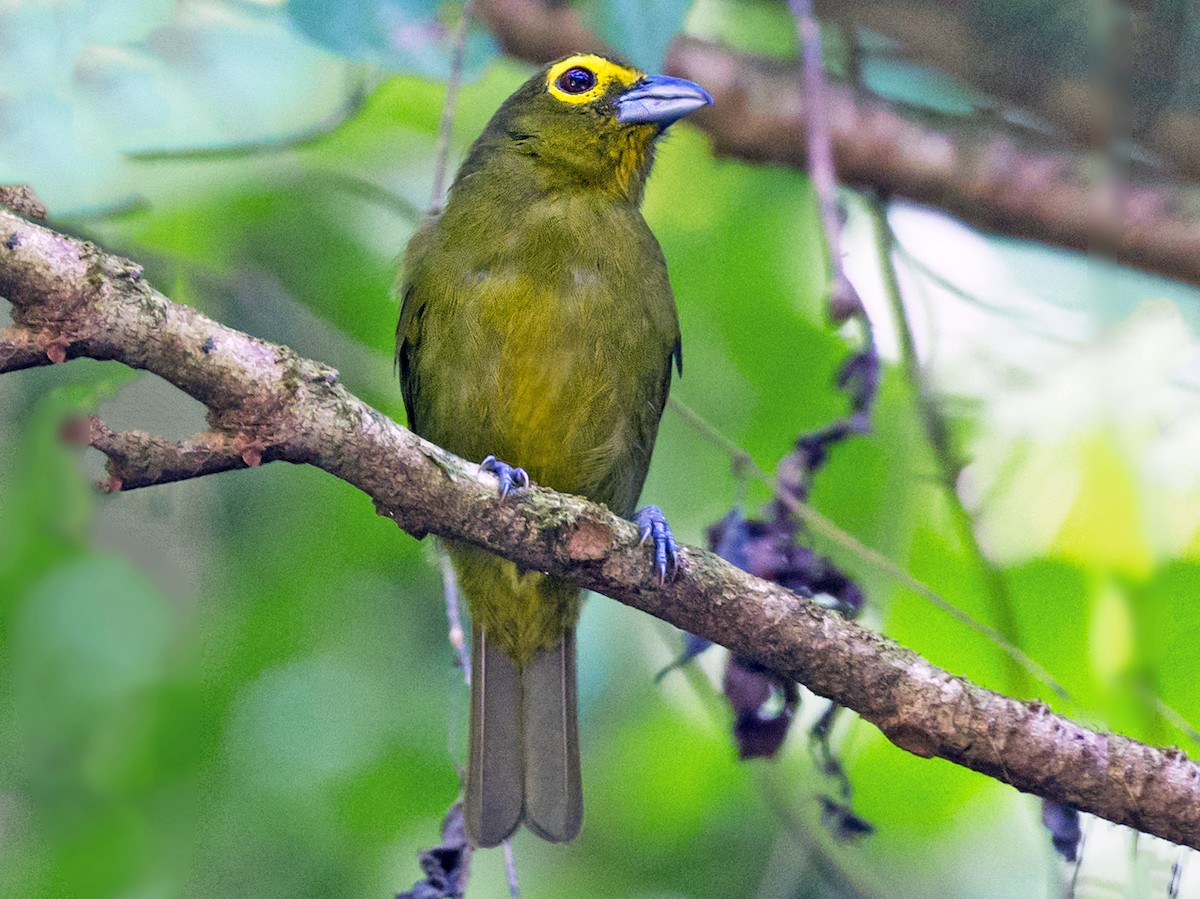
[
  {"xmin": 60, "ymin": 415, "xmax": 263, "ymax": 492},
  {"xmin": 2, "ymin": 206, "xmax": 1199, "ymax": 850},
  {"xmin": 473, "ymin": 0, "xmax": 1200, "ymax": 288}
]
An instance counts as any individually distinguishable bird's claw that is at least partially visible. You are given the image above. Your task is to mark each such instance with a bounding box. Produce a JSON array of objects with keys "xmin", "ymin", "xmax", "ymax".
[
  {"xmin": 634, "ymin": 505, "xmax": 677, "ymax": 585},
  {"xmin": 481, "ymin": 454, "xmax": 529, "ymax": 498}
]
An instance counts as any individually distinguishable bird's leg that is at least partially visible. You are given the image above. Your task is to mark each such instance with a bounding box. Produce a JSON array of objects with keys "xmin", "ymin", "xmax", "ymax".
[
  {"xmin": 634, "ymin": 505, "xmax": 677, "ymax": 584},
  {"xmin": 481, "ymin": 454, "xmax": 530, "ymax": 498}
]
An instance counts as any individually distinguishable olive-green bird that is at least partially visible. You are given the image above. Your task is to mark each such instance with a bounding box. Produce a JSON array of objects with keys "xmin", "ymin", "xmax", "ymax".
[{"xmin": 396, "ymin": 53, "xmax": 712, "ymax": 847}]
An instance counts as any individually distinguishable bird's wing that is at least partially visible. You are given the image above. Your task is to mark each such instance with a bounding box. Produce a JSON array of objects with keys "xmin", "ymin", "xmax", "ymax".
[{"xmin": 395, "ymin": 282, "xmax": 425, "ymax": 433}]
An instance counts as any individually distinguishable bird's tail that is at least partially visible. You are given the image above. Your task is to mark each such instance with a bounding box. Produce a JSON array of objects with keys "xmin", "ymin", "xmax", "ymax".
[
  {"xmin": 465, "ymin": 625, "xmax": 523, "ymax": 846},
  {"xmin": 465, "ymin": 626, "xmax": 582, "ymax": 847},
  {"xmin": 520, "ymin": 628, "xmax": 582, "ymax": 842}
]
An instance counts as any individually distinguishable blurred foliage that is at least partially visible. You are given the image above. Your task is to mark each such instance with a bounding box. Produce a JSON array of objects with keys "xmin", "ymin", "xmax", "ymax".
[
  {"xmin": 577, "ymin": 0, "xmax": 694, "ymax": 71},
  {"xmin": 811, "ymin": 0, "xmax": 1200, "ymax": 174},
  {"xmin": 686, "ymin": 0, "xmax": 798, "ymax": 58},
  {"xmin": 964, "ymin": 0, "xmax": 1095, "ymax": 77},
  {"xmin": 2, "ymin": 1, "xmax": 1200, "ymax": 898},
  {"xmin": 286, "ymin": 0, "xmax": 498, "ymax": 77}
]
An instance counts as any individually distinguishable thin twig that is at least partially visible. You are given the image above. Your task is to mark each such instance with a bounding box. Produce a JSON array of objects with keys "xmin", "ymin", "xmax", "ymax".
[
  {"xmin": 429, "ymin": 0, "xmax": 476, "ymax": 215},
  {"xmin": 63, "ymin": 414, "xmax": 266, "ymax": 491},
  {"xmin": 791, "ymin": 0, "xmax": 842, "ymax": 280},
  {"xmin": 674, "ymin": 386, "xmax": 1200, "ymax": 748},
  {"xmin": 438, "ymin": 546, "xmax": 472, "ymax": 685},
  {"xmin": 667, "ymin": 396, "xmax": 1071, "ymax": 701},
  {"xmin": 435, "ymin": 542, "xmax": 470, "ymax": 778},
  {"xmin": 782, "ymin": 468, "xmax": 1070, "ymax": 700},
  {"xmin": 666, "ymin": 397, "xmax": 751, "ymax": 468},
  {"xmin": 1066, "ymin": 823, "xmax": 1085, "ymax": 898},
  {"xmin": 789, "ymin": 0, "xmax": 866, "ymax": 325},
  {"xmin": 870, "ymin": 200, "xmax": 1030, "ymax": 697},
  {"xmin": 310, "ymin": 171, "xmax": 424, "ymax": 223},
  {"xmin": 502, "ymin": 840, "xmax": 521, "ymax": 898},
  {"xmin": 1168, "ymin": 847, "xmax": 1185, "ymax": 898},
  {"xmin": 891, "ymin": 233, "xmax": 1084, "ymax": 351},
  {"xmin": 1147, "ymin": 690, "xmax": 1200, "ymax": 750},
  {"xmin": 655, "ymin": 628, "xmax": 875, "ymax": 899},
  {"xmin": 665, "ymin": 396, "xmax": 753, "ymax": 503},
  {"xmin": 838, "ymin": 13, "xmax": 863, "ymax": 88}
]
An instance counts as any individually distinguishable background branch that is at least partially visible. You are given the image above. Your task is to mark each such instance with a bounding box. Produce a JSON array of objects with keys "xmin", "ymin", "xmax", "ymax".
[
  {"xmin": 3, "ymin": 207, "xmax": 1200, "ymax": 851},
  {"xmin": 474, "ymin": 0, "xmax": 1200, "ymax": 288},
  {"xmin": 810, "ymin": 0, "xmax": 1200, "ymax": 178}
]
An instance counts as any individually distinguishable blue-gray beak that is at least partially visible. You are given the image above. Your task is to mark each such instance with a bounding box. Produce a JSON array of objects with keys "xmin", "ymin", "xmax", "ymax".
[{"xmin": 616, "ymin": 74, "xmax": 714, "ymax": 126}]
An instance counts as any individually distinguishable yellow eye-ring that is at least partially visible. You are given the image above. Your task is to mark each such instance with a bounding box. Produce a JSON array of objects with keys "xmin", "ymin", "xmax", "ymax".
[
  {"xmin": 545, "ymin": 54, "xmax": 642, "ymax": 105},
  {"xmin": 557, "ymin": 66, "xmax": 596, "ymax": 94}
]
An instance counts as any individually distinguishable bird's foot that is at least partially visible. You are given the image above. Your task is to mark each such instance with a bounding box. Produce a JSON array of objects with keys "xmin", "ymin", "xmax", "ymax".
[
  {"xmin": 481, "ymin": 454, "xmax": 530, "ymax": 498},
  {"xmin": 634, "ymin": 505, "xmax": 677, "ymax": 585}
]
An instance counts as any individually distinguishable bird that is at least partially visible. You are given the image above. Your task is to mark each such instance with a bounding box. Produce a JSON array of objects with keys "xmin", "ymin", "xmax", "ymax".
[{"xmin": 396, "ymin": 52, "xmax": 712, "ymax": 847}]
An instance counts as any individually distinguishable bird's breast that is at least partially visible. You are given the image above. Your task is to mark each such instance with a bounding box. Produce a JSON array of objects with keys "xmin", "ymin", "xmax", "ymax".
[
  {"xmin": 409, "ymin": 193, "xmax": 676, "ymax": 509},
  {"xmin": 471, "ymin": 266, "xmax": 645, "ymax": 496}
]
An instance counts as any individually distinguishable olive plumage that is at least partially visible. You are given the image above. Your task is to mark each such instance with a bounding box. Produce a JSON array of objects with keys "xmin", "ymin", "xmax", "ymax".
[{"xmin": 396, "ymin": 53, "xmax": 711, "ymax": 846}]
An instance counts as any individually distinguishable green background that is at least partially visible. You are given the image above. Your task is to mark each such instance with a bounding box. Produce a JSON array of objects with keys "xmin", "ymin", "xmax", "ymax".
[{"xmin": 2, "ymin": 1, "xmax": 1199, "ymax": 896}]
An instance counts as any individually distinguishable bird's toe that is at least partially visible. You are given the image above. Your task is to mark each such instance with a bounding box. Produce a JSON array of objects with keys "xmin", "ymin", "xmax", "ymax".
[
  {"xmin": 481, "ymin": 455, "xmax": 530, "ymax": 498},
  {"xmin": 634, "ymin": 505, "xmax": 677, "ymax": 584}
]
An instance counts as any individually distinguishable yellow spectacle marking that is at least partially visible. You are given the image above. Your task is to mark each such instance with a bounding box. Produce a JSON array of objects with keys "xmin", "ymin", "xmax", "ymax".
[{"xmin": 545, "ymin": 54, "xmax": 643, "ymax": 106}]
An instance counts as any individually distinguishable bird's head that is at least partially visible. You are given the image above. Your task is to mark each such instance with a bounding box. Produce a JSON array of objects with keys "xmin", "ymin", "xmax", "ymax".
[{"xmin": 461, "ymin": 53, "xmax": 713, "ymax": 202}]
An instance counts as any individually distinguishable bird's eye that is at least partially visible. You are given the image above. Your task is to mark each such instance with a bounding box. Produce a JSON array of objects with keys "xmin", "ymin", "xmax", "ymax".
[{"xmin": 557, "ymin": 66, "xmax": 597, "ymax": 94}]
